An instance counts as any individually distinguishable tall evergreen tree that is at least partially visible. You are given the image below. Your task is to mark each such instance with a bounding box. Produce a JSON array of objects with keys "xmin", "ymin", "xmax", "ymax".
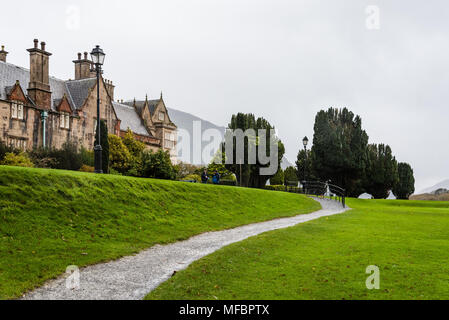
[
  {"xmin": 310, "ymin": 108, "xmax": 369, "ymax": 196},
  {"xmin": 392, "ymin": 162, "xmax": 415, "ymax": 199},
  {"xmin": 270, "ymin": 168, "xmax": 284, "ymax": 185},
  {"xmin": 284, "ymin": 166, "xmax": 298, "ymax": 185},
  {"xmin": 295, "ymin": 149, "xmax": 316, "ymax": 182},
  {"xmin": 223, "ymin": 113, "xmax": 285, "ymax": 188},
  {"xmin": 364, "ymin": 144, "xmax": 399, "ymax": 199},
  {"xmin": 94, "ymin": 120, "xmax": 109, "ymax": 173}
]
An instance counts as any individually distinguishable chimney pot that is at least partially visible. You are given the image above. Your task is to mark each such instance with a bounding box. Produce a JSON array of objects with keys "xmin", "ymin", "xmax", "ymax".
[
  {"xmin": 84, "ymin": 52, "xmax": 88, "ymax": 60},
  {"xmin": 34, "ymin": 39, "xmax": 38, "ymax": 48},
  {"xmin": 40, "ymin": 42, "xmax": 46, "ymax": 51},
  {"xmin": 0, "ymin": 45, "xmax": 8, "ymax": 62},
  {"xmin": 77, "ymin": 52, "xmax": 82, "ymax": 60}
]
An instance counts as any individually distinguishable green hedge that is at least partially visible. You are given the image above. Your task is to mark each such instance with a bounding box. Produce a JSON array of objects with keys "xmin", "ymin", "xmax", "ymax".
[{"xmin": 265, "ymin": 185, "xmax": 302, "ymax": 193}]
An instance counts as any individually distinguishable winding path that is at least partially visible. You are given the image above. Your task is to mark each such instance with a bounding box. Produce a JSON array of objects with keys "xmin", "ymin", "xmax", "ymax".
[{"xmin": 23, "ymin": 198, "xmax": 349, "ymax": 300}]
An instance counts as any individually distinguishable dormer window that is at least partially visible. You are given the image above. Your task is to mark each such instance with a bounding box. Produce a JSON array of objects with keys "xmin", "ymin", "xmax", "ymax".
[
  {"xmin": 60, "ymin": 113, "xmax": 70, "ymax": 129},
  {"xmin": 159, "ymin": 112, "xmax": 165, "ymax": 121},
  {"xmin": 11, "ymin": 102, "xmax": 24, "ymax": 120}
]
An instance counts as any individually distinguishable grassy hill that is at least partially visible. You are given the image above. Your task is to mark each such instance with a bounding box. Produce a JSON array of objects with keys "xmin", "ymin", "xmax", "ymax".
[
  {"xmin": 410, "ymin": 193, "xmax": 449, "ymax": 201},
  {"xmin": 147, "ymin": 199, "xmax": 449, "ymax": 300},
  {"xmin": 0, "ymin": 166, "xmax": 320, "ymax": 299}
]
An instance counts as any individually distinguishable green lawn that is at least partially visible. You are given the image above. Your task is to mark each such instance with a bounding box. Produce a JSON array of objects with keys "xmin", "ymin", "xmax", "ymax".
[
  {"xmin": 146, "ymin": 199, "xmax": 449, "ymax": 300},
  {"xmin": 0, "ymin": 166, "xmax": 320, "ymax": 299}
]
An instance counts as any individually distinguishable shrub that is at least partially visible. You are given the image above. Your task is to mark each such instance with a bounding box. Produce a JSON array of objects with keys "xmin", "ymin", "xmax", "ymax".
[
  {"xmin": 0, "ymin": 141, "xmax": 17, "ymax": 161},
  {"xmin": 175, "ymin": 162, "xmax": 202, "ymax": 180},
  {"xmin": 53, "ymin": 142, "xmax": 83, "ymax": 171},
  {"xmin": 265, "ymin": 185, "xmax": 286, "ymax": 191},
  {"xmin": 79, "ymin": 165, "xmax": 95, "ymax": 173},
  {"xmin": 142, "ymin": 149, "xmax": 177, "ymax": 180},
  {"xmin": 182, "ymin": 174, "xmax": 201, "ymax": 182},
  {"xmin": 109, "ymin": 168, "xmax": 122, "ymax": 176},
  {"xmin": 29, "ymin": 142, "xmax": 83, "ymax": 171},
  {"xmin": 270, "ymin": 168, "xmax": 284, "ymax": 185},
  {"xmin": 220, "ymin": 179, "xmax": 237, "ymax": 186},
  {"xmin": 108, "ymin": 134, "xmax": 132, "ymax": 174},
  {"xmin": 80, "ymin": 147, "xmax": 94, "ymax": 167},
  {"xmin": 1, "ymin": 152, "xmax": 34, "ymax": 168}
]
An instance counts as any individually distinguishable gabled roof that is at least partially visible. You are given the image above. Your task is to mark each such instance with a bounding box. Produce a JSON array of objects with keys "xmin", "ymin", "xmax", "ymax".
[
  {"xmin": 124, "ymin": 98, "xmax": 176, "ymax": 127},
  {"xmin": 112, "ymin": 102, "xmax": 153, "ymax": 137},
  {"xmin": 6, "ymin": 81, "xmax": 28, "ymax": 103},
  {"xmin": 0, "ymin": 60, "xmax": 76, "ymax": 111},
  {"xmin": 124, "ymin": 99, "xmax": 160, "ymax": 116},
  {"xmin": 65, "ymin": 78, "xmax": 97, "ymax": 110}
]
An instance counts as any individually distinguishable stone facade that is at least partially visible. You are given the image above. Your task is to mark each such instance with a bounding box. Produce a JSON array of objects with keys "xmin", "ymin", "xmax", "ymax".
[{"xmin": 0, "ymin": 39, "xmax": 177, "ymax": 162}]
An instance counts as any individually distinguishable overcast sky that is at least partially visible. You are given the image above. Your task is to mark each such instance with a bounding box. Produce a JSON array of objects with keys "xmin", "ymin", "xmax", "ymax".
[{"xmin": 1, "ymin": 0, "xmax": 448, "ymax": 191}]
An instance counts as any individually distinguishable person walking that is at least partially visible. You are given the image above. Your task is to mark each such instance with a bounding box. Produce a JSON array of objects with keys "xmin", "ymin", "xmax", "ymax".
[
  {"xmin": 201, "ymin": 169, "xmax": 209, "ymax": 184},
  {"xmin": 212, "ymin": 170, "xmax": 220, "ymax": 185}
]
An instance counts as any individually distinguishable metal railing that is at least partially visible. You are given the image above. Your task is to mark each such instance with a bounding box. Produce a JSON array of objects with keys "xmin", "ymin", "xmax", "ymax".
[{"xmin": 285, "ymin": 180, "xmax": 346, "ymax": 208}]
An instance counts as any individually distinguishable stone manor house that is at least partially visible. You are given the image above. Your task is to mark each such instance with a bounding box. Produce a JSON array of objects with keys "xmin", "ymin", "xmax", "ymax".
[{"xmin": 0, "ymin": 39, "xmax": 177, "ymax": 162}]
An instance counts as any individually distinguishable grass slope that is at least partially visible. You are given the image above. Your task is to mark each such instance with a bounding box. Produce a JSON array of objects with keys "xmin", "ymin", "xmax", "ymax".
[
  {"xmin": 146, "ymin": 199, "xmax": 449, "ymax": 300},
  {"xmin": 0, "ymin": 166, "xmax": 320, "ymax": 299}
]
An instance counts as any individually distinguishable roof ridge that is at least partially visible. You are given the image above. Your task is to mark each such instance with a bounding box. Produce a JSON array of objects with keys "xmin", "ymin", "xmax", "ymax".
[
  {"xmin": 0, "ymin": 60, "xmax": 67, "ymax": 83},
  {"xmin": 66, "ymin": 77, "xmax": 97, "ymax": 83},
  {"xmin": 112, "ymin": 101, "xmax": 135, "ymax": 109}
]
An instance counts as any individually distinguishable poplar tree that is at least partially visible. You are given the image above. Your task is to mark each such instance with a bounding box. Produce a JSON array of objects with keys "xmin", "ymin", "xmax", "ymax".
[{"xmin": 94, "ymin": 120, "xmax": 109, "ymax": 173}]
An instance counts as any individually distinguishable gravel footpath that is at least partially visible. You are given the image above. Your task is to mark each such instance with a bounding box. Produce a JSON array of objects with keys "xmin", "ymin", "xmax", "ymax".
[{"xmin": 23, "ymin": 198, "xmax": 349, "ymax": 300}]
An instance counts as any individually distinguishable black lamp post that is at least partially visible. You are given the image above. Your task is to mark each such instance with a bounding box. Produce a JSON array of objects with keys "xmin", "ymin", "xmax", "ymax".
[
  {"xmin": 302, "ymin": 136, "xmax": 309, "ymax": 193},
  {"xmin": 90, "ymin": 45, "xmax": 106, "ymax": 174}
]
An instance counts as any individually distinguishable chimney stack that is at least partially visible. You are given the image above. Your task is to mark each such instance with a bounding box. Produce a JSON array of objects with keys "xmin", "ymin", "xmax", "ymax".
[
  {"xmin": 104, "ymin": 79, "xmax": 115, "ymax": 101},
  {"xmin": 73, "ymin": 51, "xmax": 93, "ymax": 80},
  {"xmin": 0, "ymin": 45, "xmax": 8, "ymax": 62},
  {"xmin": 27, "ymin": 39, "xmax": 52, "ymax": 110}
]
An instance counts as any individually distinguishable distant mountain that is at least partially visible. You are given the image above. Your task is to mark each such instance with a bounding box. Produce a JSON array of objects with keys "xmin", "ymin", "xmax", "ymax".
[
  {"xmin": 280, "ymin": 157, "xmax": 294, "ymax": 170},
  {"xmin": 168, "ymin": 107, "xmax": 291, "ymax": 167},
  {"xmin": 419, "ymin": 179, "xmax": 449, "ymax": 195},
  {"xmin": 167, "ymin": 107, "xmax": 225, "ymax": 165}
]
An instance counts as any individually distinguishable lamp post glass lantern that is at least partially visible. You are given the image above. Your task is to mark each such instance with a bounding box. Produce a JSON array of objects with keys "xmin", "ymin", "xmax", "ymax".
[
  {"xmin": 303, "ymin": 136, "xmax": 309, "ymax": 147},
  {"xmin": 91, "ymin": 45, "xmax": 106, "ymax": 174},
  {"xmin": 302, "ymin": 136, "xmax": 308, "ymax": 193},
  {"xmin": 90, "ymin": 45, "xmax": 105, "ymax": 65}
]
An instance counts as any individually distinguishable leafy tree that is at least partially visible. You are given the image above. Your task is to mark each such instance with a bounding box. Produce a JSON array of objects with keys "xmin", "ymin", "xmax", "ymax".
[
  {"xmin": 207, "ymin": 150, "xmax": 235, "ymax": 180},
  {"xmin": 142, "ymin": 149, "xmax": 177, "ymax": 180},
  {"xmin": 364, "ymin": 144, "xmax": 399, "ymax": 199},
  {"xmin": 392, "ymin": 162, "xmax": 415, "ymax": 200},
  {"xmin": 284, "ymin": 166, "xmax": 298, "ymax": 185},
  {"xmin": 108, "ymin": 134, "xmax": 132, "ymax": 174},
  {"xmin": 223, "ymin": 113, "xmax": 285, "ymax": 188},
  {"xmin": 122, "ymin": 129, "xmax": 145, "ymax": 159},
  {"xmin": 121, "ymin": 129, "xmax": 146, "ymax": 176},
  {"xmin": 270, "ymin": 168, "xmax": 284, "ymax": 185},
  {"xmin": 311, "ymin": 108, "xmax": 369, "ymax": 196},
  {"xmin": 94, "ymin": 120, "xmax": 109, "ymax": 173}
]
